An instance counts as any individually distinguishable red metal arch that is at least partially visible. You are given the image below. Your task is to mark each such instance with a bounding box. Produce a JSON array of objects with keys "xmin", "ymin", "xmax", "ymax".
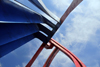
[{"xmin": 26, "ymin": 38, "xmax": 86, "ymax": 67}]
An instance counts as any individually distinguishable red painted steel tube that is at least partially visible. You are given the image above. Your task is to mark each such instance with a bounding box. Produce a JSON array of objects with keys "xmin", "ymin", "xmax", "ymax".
[
  {"xmin": 60, "ymin": 0, "xmax": 83, "ymax": 23},
  {"xmin": 49, "ymin": 40, "xmax": 80, "ymax": 67},
  {"xmin": 50, "ymin": 38, "xmax": 86, "ymax": 67},
  {"xmin": 51, "ymin": 38, "xmax": 85, "ymax": 65},
  {"xmin": 26, "ymin": 38, "xmax": 86, "ymax": 67},
  {"xmin": 43, "ymin": 47, "xmax": 59, "ymax": 67},
  {"xmin": 26, "ymin": 43, "xmax": 46, "ymax": 67}
]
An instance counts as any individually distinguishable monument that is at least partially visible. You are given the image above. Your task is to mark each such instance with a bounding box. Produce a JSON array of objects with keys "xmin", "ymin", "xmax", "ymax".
[{"xmin": 0, "ymin": 0, "xmax": 86, "ymax": 67}]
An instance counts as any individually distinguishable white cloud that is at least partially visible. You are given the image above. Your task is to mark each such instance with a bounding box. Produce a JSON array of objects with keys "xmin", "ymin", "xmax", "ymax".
[
  {"xmin": 22, "ymin": 63, "xmax": 27, "ymax": 67},
  {"xmin": 51, "ymin": 51, "xmax": 75, "ymax": 67},
  {"xmin": 65, "ymin": 14, "xmax": 100, "ymax": 44},
  {"xmin": 16, "ymin": 62, "xmax": 27, "ymax": 67},
  {"xmin": 54, "ymin": 0, "xmax": 100, "ymax": 50},
  {"xmin": 15, "ymin": 63, "xmax": 28, "ymax": 67},
  {"xmin": 51, "ymin": 0, "xmax": 100, "ymax": 66},
  {"xmin": 15, "ymin": 63, "xmax": 27, "ymax": 67},
  {"xmin": 31, "ymin": 59, "xmax": 41, "ymax": 67},
  {"xmin": 16, "ymin": 65, "xmax": 20, "ymax": 67},
  {"xmin": 51, "ymin": 0, "xmax": 72, "ymax": 11}
]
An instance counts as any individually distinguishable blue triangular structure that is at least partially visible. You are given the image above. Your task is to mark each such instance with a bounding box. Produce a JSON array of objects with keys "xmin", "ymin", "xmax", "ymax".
[{"xmin": 0, "ymin": 0, "xmax": 55, "ymax": 58}]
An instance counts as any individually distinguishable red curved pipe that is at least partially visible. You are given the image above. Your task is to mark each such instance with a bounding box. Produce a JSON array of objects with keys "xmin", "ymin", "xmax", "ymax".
[
  {"xmin": 26, "ymin": 38, "xmax": 86, "ymax": 67},
  {"xmin": 43, "ymin": 47, "xmax": 59, "ymax": 67},
  {"xmin": 26, "ymin": 43, "xmax": 46, "ymax": 67},
  {"xmin": 47, "ymin": 38, "xmax": 86, "ymax": 67}
]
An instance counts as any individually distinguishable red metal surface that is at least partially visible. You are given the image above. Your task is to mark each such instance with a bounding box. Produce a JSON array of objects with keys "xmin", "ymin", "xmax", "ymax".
[
  {"xmin": 60, "ymin": 0, "xmax": 83, "ymax": 23},
  {"xmin": 43, "ymin": 47, "xmax": 59, "ymax": 67},
  {"xmin": 49, "ymin": 38, "xmax": 86, "ymax": 67},
  {"xmin": 26, "ymin": 43, "xmax": 46, "ymax": 67},
  {"xmin": 26, "ymin": 38, "xmax": 86, "ymax": 67}
]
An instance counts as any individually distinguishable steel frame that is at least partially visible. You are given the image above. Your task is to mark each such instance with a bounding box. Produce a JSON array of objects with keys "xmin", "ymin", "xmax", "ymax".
[
  {"xmin": 26, "ymin": 0, "xmax": 85, "ymax": 67},
  {"xmin": 0, "ymin": 0, "xmax": 86, "ymax": 67}
]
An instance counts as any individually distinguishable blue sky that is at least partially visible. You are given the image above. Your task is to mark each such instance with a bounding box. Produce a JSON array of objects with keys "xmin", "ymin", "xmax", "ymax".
[{"xmin": 0, "ymin": 0, "xmax": 100, "ymax": 67}]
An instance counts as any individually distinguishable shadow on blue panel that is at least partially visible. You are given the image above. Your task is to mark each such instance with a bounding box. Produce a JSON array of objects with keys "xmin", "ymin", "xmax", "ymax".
[
  {"xmin": 0, "ymin": 23, "xmax": 39, "ymax": 58},
  {"xmin": 0, "ymin": 0, "xmax": 45, "ymax": 58}
]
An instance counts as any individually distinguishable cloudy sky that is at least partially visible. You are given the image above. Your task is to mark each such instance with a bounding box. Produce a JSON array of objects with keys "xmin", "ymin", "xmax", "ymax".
[{"xmin": 0, "ymin": 0, "xmax": 100, "ymax": 67}]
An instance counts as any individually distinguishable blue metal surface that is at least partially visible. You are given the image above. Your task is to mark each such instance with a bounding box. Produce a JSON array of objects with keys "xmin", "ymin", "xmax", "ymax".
[
  {"xmin": 0, "ymin": 0, "xmax": 43, "ymax": 23},
  {"xmin": 0, "ymin": 23, "xmax": 39, "ymax": 57},
  {"xmin": 0, "ymin": 33, "xmax": 35, "ymax": 58},
  {"xmin": 0, "ymin": 23, "xmax": 38, "ymax": 46},
  {"xmin": 0, "ymin": 0, "xmax": 56, "ymax": 58},
  {"xmin": 29, "ymin": 0, "xmax": 60, "ymax": 22}
]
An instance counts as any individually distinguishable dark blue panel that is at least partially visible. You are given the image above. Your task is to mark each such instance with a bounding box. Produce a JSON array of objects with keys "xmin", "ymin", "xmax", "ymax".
[
  {"xmin": 0, "ymin": 23, "xmax": 39, "ymax": 46},
  {"xmin": 0, "ymin": 34, "xmax": 35, "ymax": 58},
  {"xmin": 0, "ymin": 1, "xmax": 43, "ymax": 23},
  {"xmin": 34, "ymin": 32, "xmax": 47, "ymax": 43}
]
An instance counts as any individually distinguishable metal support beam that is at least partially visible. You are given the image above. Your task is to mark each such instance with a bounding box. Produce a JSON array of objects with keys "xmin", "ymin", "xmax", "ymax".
[
  {"xmin": 26, "ymin": 43, "xmax": 46, "ymax": 67},
  {"xmin": 29, "ymin": 0, "xmax": 60, "ymax": 22},
  {"xmin": 43, "ymin": 47, "xmax": 59, "ymax": 67},
  {"xmin": 60, "ymin": 0, "xmax": 83, "ymax": 23},
  {"xmin": 49, "ymin": 38, "xmax": 86, "ymax": 67},
  {"xmin": 26, "ymin": 38, "xmax": 86, "ymax": 67}
]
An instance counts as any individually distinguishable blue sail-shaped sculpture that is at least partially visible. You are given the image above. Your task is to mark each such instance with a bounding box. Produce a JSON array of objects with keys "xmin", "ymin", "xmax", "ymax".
[
  {"xmin": 0, "ymin": 0, "xmax": 56, "ymax": 58},
  {"xmin": 0, "ymin": 0, "xmax": 45, "ymax": 57},
  {"xmin": 0, "ymin": 0, "xmax": 83, "ymax": 58}
]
